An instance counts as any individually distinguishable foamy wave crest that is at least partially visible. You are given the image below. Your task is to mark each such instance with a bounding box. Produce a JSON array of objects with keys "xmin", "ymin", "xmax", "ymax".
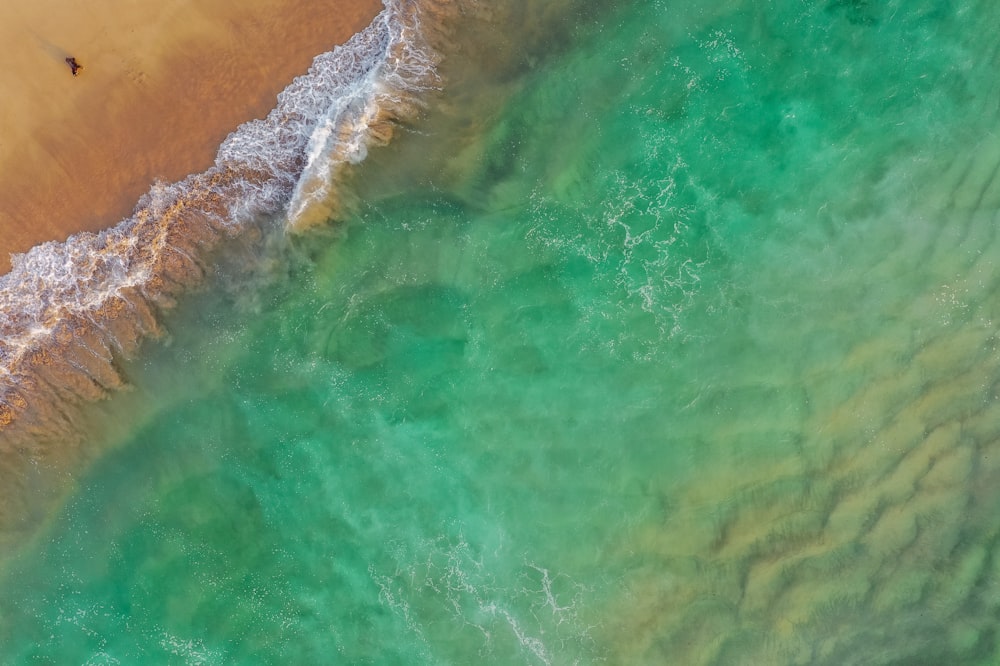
[
  {"xmin": 0, "ymin": 0, "xmax": 454, "ymax": 517},
  {"xmin": 285, "ymin": 2, "xmax": 448, "ymax": 228}
]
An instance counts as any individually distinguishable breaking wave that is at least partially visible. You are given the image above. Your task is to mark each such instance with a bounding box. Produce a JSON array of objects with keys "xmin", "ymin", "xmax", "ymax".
[{"xmin": 0, "ymin": 0, "xmax": 454, "ymax": 530}]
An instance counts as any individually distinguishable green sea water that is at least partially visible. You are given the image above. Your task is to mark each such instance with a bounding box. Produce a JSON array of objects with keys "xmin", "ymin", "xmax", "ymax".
[{"xmin": 5, "ymin": 0, "xmax": 1000, "ymax": 663}]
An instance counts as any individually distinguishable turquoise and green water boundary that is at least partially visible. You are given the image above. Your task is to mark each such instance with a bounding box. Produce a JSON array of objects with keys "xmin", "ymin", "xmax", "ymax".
[{"xmin": 4, "ymin": 0, "xmax": 1000, "ymax": 662}]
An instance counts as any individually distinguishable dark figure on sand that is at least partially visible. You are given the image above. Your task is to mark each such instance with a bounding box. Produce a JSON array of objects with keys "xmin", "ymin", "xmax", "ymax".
[{"xmin": 65, "ymin": 57, "xmax": 83, "ymax": 76}]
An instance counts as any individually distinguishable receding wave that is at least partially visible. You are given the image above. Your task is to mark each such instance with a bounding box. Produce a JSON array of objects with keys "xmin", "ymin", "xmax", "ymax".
[{"xmin": 0, "ymin": 0, "xmax": 454, "ymax": 535}]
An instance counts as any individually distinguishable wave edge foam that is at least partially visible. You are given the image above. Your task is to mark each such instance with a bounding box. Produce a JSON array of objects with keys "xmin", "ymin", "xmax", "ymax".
[{"xmin": 0, "ymin": 0, "xmax": 457, "ymax": 531}]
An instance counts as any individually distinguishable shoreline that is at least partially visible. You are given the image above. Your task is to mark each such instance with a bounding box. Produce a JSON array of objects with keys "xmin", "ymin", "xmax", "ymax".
[
  {"xmin": 0, "ymin": 0, "xmax": 456, "ymax": 558},
  {"xmin": 0, "ymin": 0, "xmax": 383, "ymax": 275}
]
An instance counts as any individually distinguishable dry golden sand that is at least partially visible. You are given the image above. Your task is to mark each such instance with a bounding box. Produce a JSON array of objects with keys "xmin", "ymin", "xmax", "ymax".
[
  {"xmin": 0, "ymin": 0, "xmax": 383, "ymax": 275},
  {"xmin": 0, "ymin": 0, "xmax": 467, "ymax": 561}
]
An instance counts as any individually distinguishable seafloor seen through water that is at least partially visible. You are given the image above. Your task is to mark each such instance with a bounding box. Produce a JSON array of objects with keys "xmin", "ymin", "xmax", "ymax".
[{"xmin": 3, "ymin": 0, "xmax": 1000, "ymax": 663}]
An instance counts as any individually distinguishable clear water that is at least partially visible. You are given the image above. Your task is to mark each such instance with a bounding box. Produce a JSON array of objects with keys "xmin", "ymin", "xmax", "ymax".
[{"xmin": 4, "ymin": 0, "xmax": 1000, "ymax": 663}]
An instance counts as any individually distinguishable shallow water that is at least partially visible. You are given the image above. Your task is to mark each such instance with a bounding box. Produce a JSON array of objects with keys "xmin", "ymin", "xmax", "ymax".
[{"xmin": 4, "ymin": 0, "xmax": 1000, "ymax": 663}]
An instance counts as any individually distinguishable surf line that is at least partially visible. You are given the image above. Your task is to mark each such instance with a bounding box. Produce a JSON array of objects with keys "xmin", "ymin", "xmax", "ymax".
[{"xmin": 0, "ymin": 0, "xmax": 456, "ymax": 509}]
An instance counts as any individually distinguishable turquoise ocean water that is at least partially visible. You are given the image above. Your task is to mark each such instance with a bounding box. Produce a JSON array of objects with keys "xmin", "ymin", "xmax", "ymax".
[{"xmin": 4, "ymin": 0, "xmax": 1000, "ymax": 663}]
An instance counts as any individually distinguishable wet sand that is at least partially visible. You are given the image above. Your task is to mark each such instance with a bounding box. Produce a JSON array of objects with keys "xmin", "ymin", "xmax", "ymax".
[{"xmin": 0, "ymin": 0, "xmax": 383, "ymax": 275}]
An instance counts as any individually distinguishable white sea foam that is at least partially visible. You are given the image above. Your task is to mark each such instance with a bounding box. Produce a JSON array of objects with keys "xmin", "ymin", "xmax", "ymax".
[{"xmin": 0, "ymin": 0, "xmax": 448, "ymax": 453}]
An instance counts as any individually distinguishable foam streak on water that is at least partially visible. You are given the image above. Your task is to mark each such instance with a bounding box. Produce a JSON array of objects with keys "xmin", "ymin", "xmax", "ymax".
[
  {"xmin": 9, "ymin": 0, "xmax": 1000, "ymax": 662},
  {"xmin": 0, "ymin": 0, "xmax": 453, "ymax": 517}
]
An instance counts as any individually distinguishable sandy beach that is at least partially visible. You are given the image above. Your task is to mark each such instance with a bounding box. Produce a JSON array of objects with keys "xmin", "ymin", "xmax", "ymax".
[{"xmin": 0, "ymin": 0, "xmax": 382, "ymax": 275}]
